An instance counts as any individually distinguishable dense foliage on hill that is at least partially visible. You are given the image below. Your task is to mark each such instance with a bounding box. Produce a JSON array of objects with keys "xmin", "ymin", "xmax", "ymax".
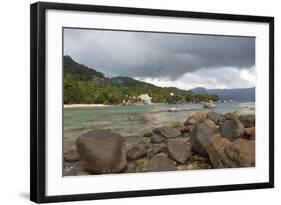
[{"xmin": 63, "ymin": 56, "xmax": 219, "ymax": 104}]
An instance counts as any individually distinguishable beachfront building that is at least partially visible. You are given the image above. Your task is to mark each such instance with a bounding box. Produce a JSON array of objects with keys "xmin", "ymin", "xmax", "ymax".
[{"xmin": 138, "ymin": 94, "xmax": 152, "ymax": 104}]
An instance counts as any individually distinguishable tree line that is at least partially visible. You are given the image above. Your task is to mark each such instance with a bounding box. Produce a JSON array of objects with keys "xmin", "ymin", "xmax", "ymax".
[
  {"xmin": 64, "ymin": 74, "xmax": 218, "ymax": 104},
  {"xmin": 63, "ymin": 56, "xmax": 219, "ymax": 104}
]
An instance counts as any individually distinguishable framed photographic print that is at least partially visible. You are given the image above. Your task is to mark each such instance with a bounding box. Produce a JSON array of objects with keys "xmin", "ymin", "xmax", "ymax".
[{"xmin": 30, "ymin": 2, "xmax": 274, "ymax": 203}]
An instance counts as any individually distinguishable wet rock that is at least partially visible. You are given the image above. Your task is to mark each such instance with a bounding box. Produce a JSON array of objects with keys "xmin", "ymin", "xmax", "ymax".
[
  {"xmin": 168, "ymin": 138, "xmax": 191, "ymax": 164},
  {"xmin": 146, "ymin": 154, "xmax": 177, "ymax": 172},
  {"xmin": 153, "ymin": 126, "xmax": 181, "ymax": 139},
  {"xmin": 190, "ymin": 120, "xmax": 217, "ymax": 156},
  {"xmin": 151, "ymin": 134, "xmax": 165, "ymax": 143},
  {"xmin": 76, "ymin": 129, "xmax": 126, "ymax": 174},
  {"xmin": 147, "ymin": 143, "xmax": 167, "ymax": 158},
  {"xmin": 239, "ymin": 114, "xmax": 255, "ymax": 128},
  {"xmin": 126, "ymin": 144, "xmax": 147, "ymax": 160},
  {"xmin": 206, "ymin": 111, "xmax": 226, "ymax": 125},
  {"xmin": 64, "ymin": 145, "xmax": 79, "ymax": 162},
  {"xmin": 219, "ymin": 119, "xmax": 244, "ymax": 141},
  {"xmin": 184, "ymin": 112, "xmax": 204, "ymax": 126}
]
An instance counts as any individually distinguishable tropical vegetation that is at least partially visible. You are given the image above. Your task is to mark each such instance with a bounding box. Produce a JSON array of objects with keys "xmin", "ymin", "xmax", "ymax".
[{"xmin": 64, "ymin": 56, "xmax": 219, "ymax": 104}]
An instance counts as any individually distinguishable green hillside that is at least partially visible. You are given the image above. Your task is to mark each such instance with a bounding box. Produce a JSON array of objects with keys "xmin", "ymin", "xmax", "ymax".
[{"xmin": 63, "ymin": 56, "xmax": 218, "ymax": 104}]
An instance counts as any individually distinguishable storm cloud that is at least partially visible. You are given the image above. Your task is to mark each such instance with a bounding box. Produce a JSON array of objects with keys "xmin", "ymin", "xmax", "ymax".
[{"xmin": 64, "ymin": 28, "xmax": 255, "ymax": 89}]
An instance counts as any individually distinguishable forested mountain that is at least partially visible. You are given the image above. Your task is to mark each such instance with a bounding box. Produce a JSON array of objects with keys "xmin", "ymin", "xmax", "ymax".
[
  {"xmin": 63, "ymin": 56, "xmax": 218, "ymax": 104},
  {"xmin": 191, "ymin": 87, "xmax": 255, "ymax": 102},
  {"xmin": 64, "ymin": 55, "xmax": 105, "ymax": 82}
]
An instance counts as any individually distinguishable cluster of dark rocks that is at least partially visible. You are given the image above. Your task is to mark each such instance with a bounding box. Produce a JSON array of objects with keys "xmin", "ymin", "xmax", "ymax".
[{"xmin": 64, "ymin": 111, "xmax": 255, "ymax": 176}]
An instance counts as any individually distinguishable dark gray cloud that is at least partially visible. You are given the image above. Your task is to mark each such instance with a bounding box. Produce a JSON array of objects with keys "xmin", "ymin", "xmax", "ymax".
[{"xmin": 64, "ymin": 28, "xmax": 255, "ymax": 81}]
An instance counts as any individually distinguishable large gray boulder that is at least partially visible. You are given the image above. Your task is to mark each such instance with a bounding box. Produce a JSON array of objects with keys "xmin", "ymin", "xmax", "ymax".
[
  {"xmin": 153, "ymin": 126, "xmax": 181, "ymax": 139},
  {"xmin": 146, "ymin": 154, "xmax": 177, "ymax": 172},
  {"xmin": 239, "ymin": 114, "xmax": 255, "ymax": 128},
  {"xmin": 206, "ymin": 111, "xmax": 226, "ymax": 125},
  {"xmin": 76, "ymin": 129, "xmax": 126, "ymax": 174},
  {"xmin": 168, "ymin": 138, "xmax": 191, "ymax": 164},
  {"xmin": 219, "ymin": 119, "xmax": 244, "ymax": 141},
  {"xmin": 190, "ymin": 120, "xmax": 217, "ymax": 156}
]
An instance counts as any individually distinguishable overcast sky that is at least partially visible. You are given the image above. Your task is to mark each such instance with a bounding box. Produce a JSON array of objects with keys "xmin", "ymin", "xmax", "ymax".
[{"xmin": 64, "ymin": 28, "xmax": 255, "ymax": 90}]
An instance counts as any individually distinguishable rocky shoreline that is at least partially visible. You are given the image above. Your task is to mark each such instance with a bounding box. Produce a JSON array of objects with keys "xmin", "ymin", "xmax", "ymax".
[{"xmin": 64, "ymin": 110, "xmax": 255, "ymax": 176}]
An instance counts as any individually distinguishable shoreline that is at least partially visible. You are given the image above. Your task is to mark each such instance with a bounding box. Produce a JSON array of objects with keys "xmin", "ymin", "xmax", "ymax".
[
  {"xmin": 64, "ymin": 104, "xmax": 112, "ymax": 109},
  {"xmin": 64, "ymin": 103, "xmax": 169, "ymax": 109}
]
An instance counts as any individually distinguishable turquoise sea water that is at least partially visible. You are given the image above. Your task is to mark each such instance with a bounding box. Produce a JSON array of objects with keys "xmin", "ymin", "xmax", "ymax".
[{"xmin": 64, "ymin": 102, "xmax": 255, "ymax": 150}]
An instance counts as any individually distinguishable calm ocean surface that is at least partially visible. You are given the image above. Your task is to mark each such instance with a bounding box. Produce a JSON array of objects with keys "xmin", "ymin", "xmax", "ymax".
[{"xmin": 64, "ymin": 102, "xmax": 255, "ymax": 150}]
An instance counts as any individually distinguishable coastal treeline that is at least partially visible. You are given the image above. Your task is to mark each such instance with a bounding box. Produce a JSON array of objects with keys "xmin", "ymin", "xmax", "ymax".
[{"xmin": 64, "ymin": 56, "xmax": 219, "ymax": 104}]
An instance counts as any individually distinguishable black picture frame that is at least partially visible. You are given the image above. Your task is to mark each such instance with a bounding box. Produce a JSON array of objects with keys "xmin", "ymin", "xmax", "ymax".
[{"xmin": 30, "ymin": 1, "xmax": 274, "ymax": 203}]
